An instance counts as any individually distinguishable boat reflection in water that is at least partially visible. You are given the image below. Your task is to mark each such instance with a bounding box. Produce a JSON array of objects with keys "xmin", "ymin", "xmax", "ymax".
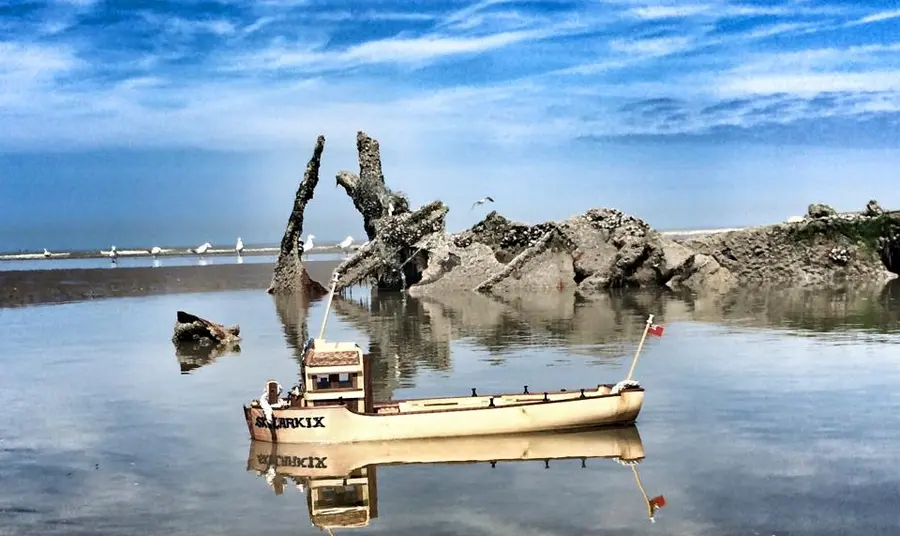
[{"xmin": 246, "ymin": 424, "xmax": 665, "ymax": 531}]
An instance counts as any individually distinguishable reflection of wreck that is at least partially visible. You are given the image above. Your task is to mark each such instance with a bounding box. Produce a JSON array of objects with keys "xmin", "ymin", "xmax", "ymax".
[
  {"xmin": 173, "ymin": 340, "xmax": 241, "ymax": 374},
  {"xmin": 246, "ymin": 425, "xmax": 665, "ymax": 530},
  {"xmin": 330, "ymin": 292, "xmax": 451, "ymax": 400},
  {"xmin": 331, "ymin": 285, "xmax": 670, "ymax": 366}
]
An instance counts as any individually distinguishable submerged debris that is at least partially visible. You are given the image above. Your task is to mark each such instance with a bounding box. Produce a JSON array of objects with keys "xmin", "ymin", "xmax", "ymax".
[{"xmin": 172, "ymin": 310, "xmax": 241, "ymax": 344}]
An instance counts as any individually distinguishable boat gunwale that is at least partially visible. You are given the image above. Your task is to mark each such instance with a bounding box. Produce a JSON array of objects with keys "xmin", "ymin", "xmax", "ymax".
[
  {"xmin": 378, "ymin": 383, "xmax": 632, "ymax": 405},
  {"xmin": 244, "ymin": 385, "xmax": 644, "ymax": 418}
]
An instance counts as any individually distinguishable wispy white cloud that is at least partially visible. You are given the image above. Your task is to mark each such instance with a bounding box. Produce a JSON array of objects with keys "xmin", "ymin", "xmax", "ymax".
[
  {"xmin": 718, "ymin": 71, "xmax": 900, "ymax": 96},
  {"xmin": 628, "ymin": 4, "xmax": 712, "ymax": 20},
  {"xmin": 846, "ymin": 8, "xmax": 900, "ymax": 27},
  {"xmin": 167, "ymin": 16, "xmax": 237, "ymax": 36},
  {"xmin": 609, "ymin": 35, "xmax": 694, "ymax": 56},
  {"xmin": 54, "ymin": 0, "xmax": 98, "ymax": 6},
  {"xmin": 0, "ymin": 0, "xmax": 899, "ymax": 152}
]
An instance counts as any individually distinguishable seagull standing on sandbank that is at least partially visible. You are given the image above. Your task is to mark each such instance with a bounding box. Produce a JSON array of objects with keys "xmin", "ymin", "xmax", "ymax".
[
  {"xmin": 194, "ymin": 242, "xmax": 211, "ymax": 257},
  {"xmin": 235, "ymin": 237, "xmax": 244, "ymax": 256},
  {"xmin": 301, "ymin": 234, "xmax": 315, "ymax": 259},
  {"xmin": 339, "ymin": 235, "xmax": 353, "ymax": 256}
]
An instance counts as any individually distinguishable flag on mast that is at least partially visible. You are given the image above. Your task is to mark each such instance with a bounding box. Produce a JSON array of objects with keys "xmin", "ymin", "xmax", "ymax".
[{"xmin": 647, "ymin": 323, "xmax": 664, "ymax": 337}]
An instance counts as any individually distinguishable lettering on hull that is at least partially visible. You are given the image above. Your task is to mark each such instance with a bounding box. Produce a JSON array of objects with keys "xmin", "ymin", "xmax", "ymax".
[
  {"xmin": 254, "ymin": 416, "xmax": 326, "ymax": 429},
  {"xmin": 257, "ymin": 454, "xmax": 328, "ymax": 468}
]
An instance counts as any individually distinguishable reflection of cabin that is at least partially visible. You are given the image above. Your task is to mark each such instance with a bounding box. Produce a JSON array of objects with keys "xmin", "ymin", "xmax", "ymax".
[
  {"xmin": 300, "ymin": 340, "xmax": 374, "ymax": 413},
  {"xmin": 306, "ymin": 466, "xmax": 378, "ymax": 530}
]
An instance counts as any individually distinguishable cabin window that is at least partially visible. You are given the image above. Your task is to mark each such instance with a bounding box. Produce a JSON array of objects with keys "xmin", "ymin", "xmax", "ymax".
[
  {"xmin": 315, "ymin": 485, "xmax": 365, "ymax": 508},
  {"xmin": 315, "ymin": 375, "xmax": 329, "ymax": 389},
  {"xmin": 310, "ymin": 373, "xmax": 356, "ymax": 390}
]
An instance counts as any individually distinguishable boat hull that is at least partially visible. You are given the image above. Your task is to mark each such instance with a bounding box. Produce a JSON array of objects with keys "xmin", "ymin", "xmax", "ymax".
[
  {"xmin": 243, "ymin": 389, "xmax": 644, "ymax": 444},
  {"xmin": 247, "ymin": 424, "xmax": 644, "ymax": 478}
]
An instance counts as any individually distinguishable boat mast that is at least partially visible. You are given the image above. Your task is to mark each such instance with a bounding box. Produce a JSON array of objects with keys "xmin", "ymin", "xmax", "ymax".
[
  {"xmin": 316, "ymin": 271, "xmax": 341, "ymax": 340},
  {"xmin": 624, "ymin": 314, "xmax": 653, "ymax": 382}
]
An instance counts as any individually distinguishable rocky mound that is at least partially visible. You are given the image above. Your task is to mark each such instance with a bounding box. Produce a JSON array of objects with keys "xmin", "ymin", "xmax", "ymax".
[
  {"xmin": 686, "ymin": 202, "xmax": 900, "ymax": 287},
  {"xmin": 409, "ymin": 207, "xmax": 727, "ymax": 297}
]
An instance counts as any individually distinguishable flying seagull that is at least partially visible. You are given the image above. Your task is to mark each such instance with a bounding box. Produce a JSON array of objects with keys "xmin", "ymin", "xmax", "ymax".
[{"xmin": 471, "ymin": 196, "xmax": 494, "ymax": 210}]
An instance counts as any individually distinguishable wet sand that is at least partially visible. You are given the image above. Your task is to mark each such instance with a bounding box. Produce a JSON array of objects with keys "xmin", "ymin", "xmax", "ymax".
[{"xmin": 0, "ymin": 260, "xmax": 340, "ymax": 308}]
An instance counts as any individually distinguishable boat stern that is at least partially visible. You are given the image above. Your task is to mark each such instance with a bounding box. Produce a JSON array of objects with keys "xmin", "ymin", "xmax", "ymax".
[{"xmin": 616, "ymin": 389, "xmax": 645, "ymax": 423}]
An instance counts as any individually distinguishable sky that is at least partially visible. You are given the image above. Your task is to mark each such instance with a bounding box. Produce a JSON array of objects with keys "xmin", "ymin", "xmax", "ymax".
[{"xmin": 1, "ymin": 0, "xmax": 900, "ymax": 251}]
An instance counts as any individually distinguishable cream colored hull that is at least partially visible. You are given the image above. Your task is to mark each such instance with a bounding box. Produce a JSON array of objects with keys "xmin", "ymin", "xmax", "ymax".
[
  {"xmin": 247, "ymin": 425, "xmax": 644, "ymax": 478},
  {"xmin": 243, "ymin": 389, "xmax": 644, "ymax": 444}
]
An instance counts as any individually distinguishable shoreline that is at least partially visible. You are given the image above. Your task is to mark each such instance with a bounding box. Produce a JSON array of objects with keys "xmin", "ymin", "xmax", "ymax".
[
  {"xmin": 0, "ymin": 245, "xmax": 355, "ymax": 262},
  {"xmin": 0, "ymin": 260, "xmax": 340, "ymax": 309}
]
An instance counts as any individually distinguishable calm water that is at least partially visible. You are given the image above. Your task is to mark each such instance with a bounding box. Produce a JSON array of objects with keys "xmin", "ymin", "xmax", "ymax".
[{"xmin": 2, "ymin": 282, "xmax": 900, "ymax": 535}]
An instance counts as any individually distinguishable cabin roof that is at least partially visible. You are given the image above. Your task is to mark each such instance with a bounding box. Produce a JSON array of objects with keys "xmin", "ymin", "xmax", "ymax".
[{"xmin": 304, "ymin": 339, "xmax": 362, "ymax": 368}]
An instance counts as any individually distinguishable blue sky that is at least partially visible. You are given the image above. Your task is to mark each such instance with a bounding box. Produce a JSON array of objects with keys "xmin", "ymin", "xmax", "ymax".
[{"xmin": 1, "ymin": 0, "xmax": 900, "ymax": 251}]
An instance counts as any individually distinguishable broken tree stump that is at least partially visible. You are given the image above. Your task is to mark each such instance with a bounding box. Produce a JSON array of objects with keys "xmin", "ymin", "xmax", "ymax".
[
  {"xmin": 267, "ymin": 135, "xmax": 329, "ymax": 296},
  {"xmin": 333, "ymin": 200, "xmax": 449, "ymax": 291},
  {"xmin": 335, "ymin": 131, "xmax": 411, "ymax": 240},
  {"xmin": 334, "ymin": 131, "xmax": 448, "ymax": 290}
]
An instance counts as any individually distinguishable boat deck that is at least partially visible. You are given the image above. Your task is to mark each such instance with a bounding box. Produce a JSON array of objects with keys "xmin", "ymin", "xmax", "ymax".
[{"xmin": 372, "ymin": 385, "xmax": 618, "ymax": 415}]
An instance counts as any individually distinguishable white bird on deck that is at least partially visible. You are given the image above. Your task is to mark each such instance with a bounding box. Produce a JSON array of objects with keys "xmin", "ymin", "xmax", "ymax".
[
  {"xmin": 150, "ymin": 246, "xmax": 162, "ymax": 257},
  {"xmin": 235, "ymin": 237, "xmax": 244, "ymax": 256},
  {"xmin": 108, "ymin": 245, "xmax": 118, "ymax": 263},
  {"xmin": 471, "ymin": 196, "xmax": 494, "ymax": 209},
  {"xmin": 195, "ymin": 242, "xmax": 211, "ymax": 256},
  {"xmin": 339, "ymin": 235, "xmax": 353, "ymax": 255}
]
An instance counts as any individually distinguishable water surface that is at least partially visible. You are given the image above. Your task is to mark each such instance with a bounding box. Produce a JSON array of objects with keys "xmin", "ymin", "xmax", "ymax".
[{"xmin": 1, "ymin": 283, "xmax": 899, "ymax": 535}]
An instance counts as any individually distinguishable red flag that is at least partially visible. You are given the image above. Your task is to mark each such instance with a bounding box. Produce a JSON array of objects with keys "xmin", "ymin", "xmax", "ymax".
[
  {"xmin": 649, "ymin": 495, "xmax": 666, "ymax": 510},
  {"xmin": 647, "ymin": 324, "xmax": 664, "ymax": 337}
]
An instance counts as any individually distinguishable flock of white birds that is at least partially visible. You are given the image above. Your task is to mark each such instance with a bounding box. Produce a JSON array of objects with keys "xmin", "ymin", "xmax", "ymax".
[
  {"xmin": 37, "ymin": 233, "xmax": 360, "ymax": 263},
  {"xmin": 33, "ymin": 196, "xmax": 496, "ymax": 262}
]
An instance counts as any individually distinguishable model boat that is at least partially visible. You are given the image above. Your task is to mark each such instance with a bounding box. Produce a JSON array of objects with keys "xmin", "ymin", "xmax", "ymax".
[
  {"xmin": 247, "ymin": 425, "xmax": 666, "ymax": 530},
  {"xmin": 243, "ymin": 273, "xmax": 665, "ymax": 444}
]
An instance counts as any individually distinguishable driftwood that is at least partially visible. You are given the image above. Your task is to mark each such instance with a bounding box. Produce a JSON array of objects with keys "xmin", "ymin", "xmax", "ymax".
[
  {"xmin": 267, "ymin": 135, "xmax": 329, "ymax": 296},
  {"xmin": 172, "ymin": 310, "xmax": 241, "ymax": 344},
  {"xmin": 334, "ymin": 131, "xmax": 448, "ymax": 291},
  {"xmin": 335, "ymin": 131, "xmax": 411, "ymax": 240}
]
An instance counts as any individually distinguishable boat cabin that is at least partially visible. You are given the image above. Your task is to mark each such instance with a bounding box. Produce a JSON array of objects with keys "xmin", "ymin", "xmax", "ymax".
[{"xmin": 292, "ymin": 338, "xmax": 374, "ymax": 413}]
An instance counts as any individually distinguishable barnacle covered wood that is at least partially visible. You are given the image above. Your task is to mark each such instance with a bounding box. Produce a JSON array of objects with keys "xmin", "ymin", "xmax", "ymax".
[
  {"xmin": 333, "ymin": 200, "xmax": 448, "ymax": 291},
  {"xmin": 333, "ymin": 131, "xmax": 447, "ymax": 291},
  {"xmin": 268, "ymin": 135, "xmax": 329, "ymax": 296},
  {"xmin": 335, "ymin": 132, "xmax": 411, "ymax": 240},
  {"xmin": 172, "ymin": 310, "xmax": 241, "ymax": 344}
]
